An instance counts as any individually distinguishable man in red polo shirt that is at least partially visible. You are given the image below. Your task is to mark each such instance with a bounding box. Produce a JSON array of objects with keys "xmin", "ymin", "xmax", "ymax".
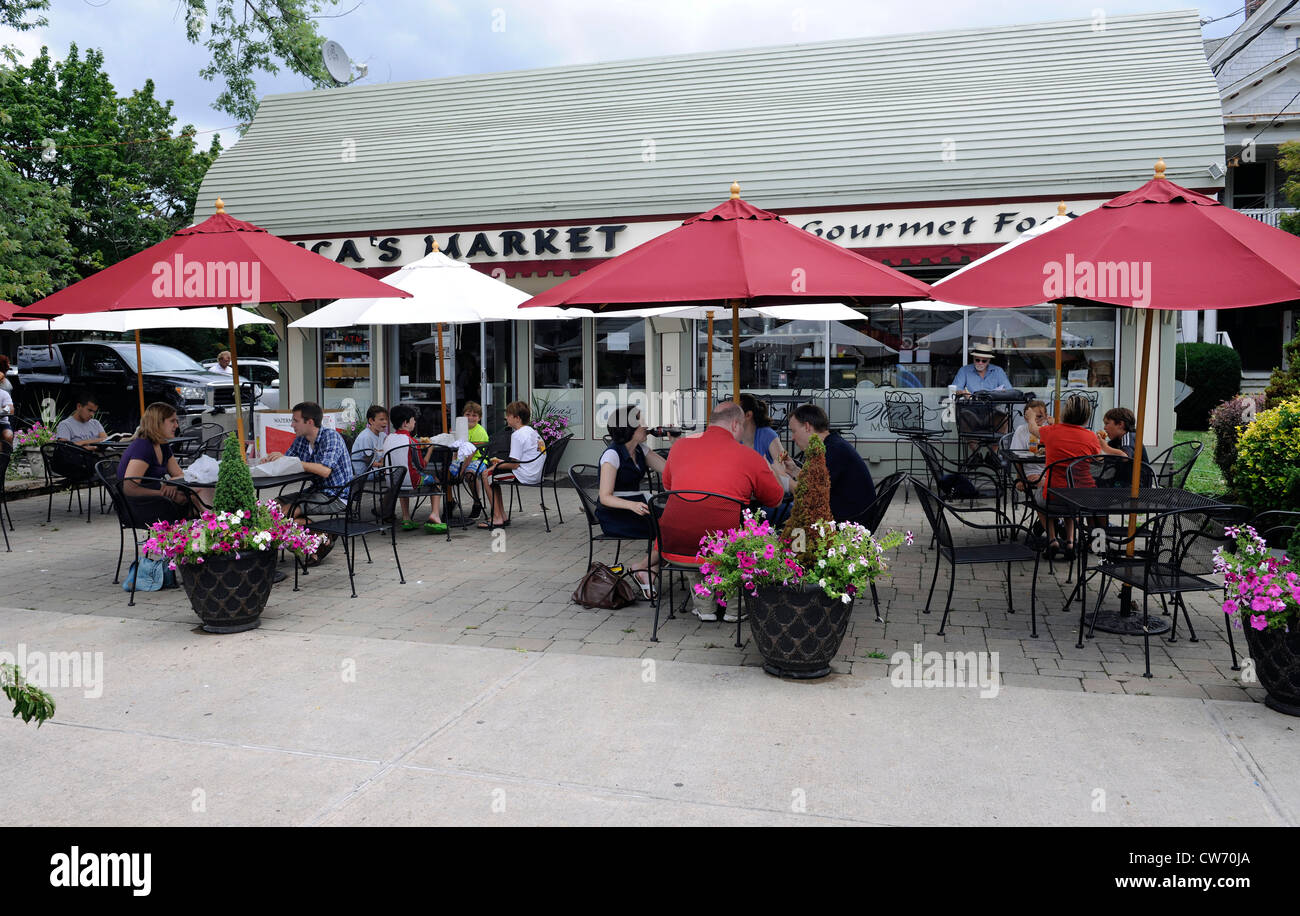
[{"xmin": 659, "ymin": 400, "xmax": 786, "ymax": 561}]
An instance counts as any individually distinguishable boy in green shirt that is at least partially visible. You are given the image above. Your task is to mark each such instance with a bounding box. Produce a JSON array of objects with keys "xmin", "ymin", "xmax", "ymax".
[{"xmin": 424, "ymin": 401, "xmax": 491, "ymax": 528}]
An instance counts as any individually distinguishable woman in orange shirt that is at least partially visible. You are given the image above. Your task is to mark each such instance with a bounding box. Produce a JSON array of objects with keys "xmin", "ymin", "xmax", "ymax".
[{"xmin": 1026, "ymin": 395, "xmax": 1100, "ymax": 561}]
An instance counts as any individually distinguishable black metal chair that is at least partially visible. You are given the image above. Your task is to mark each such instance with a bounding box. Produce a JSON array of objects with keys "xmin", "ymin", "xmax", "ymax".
[
  {"xmin": 1086, "ymin": 505, "xmax": 1250, "ymax": 678},
  {"xmin": 297, "ymin": 465, "xmax": 406, "ymax": 598},
  {"xmin": 95, "ymin": 459, "xmax": 207, "ymax": 606},
  {"xmin": 842, "ymin": 471, "xmax": 904, "ymax": 622},
  {"xmin": 0, "ymin": 450, "xmax": 11, "ymax": 552},
  {"xmin": 912, "ymin": 437, "xmax": 1003, "ymax": 518},
  {"xmin": 670, "ymin": 388, "xmax": 713, "ymax": 432},
  {"xmin": 646, "ymin": 489, "xmax": 748, "ymax": 644},
  {"xmin": 569, "ymin": 463, "xmax": 655, "ymax": 572},
  {"xmin": 1148, "ymin": 440, "xmax": 1203, "ymax": 490},
  {"xmin": 420, "ymin": 444, "xmax": 460, "ymax": 538},
  {"xmin": 814, "ymin": 388, "xmax": 859, "ymax": 446},
  {"xmin": 885, "ymin": 389, "xmax": 946, "ymax": 503},
  {"xmin": 505, "ymin": 433, "xmax": 572, "ymax": 532},
  {"xmin": 911, "ymin": 478, "xmax": 1040, "ymax": 637},
  {"xmin": 200, "ymin": 431, "xmax": 229, "ymax": 459},
  {"xmin": 41, "ymin": 441, "xmax": 101, "ymax": 524},
  {"xmin": 173, "ymin": 422, "xmax": 223, "ymax": 464}
]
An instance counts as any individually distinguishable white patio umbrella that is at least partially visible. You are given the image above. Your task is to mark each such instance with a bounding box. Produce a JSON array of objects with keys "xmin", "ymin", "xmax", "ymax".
[
  {"xmin": 627, "ymin": 302, "xmax": 869, "ymax": 397},
  {"xmin": 1, "ymin": 307, "xmax": 273, "ymax": 417},
  {"xmin": 933, "ymin": 201, "xmax": 1076, "ymax": 411},
  {"xmin": 291, "ymin": 247, "xmax": 590, "ymax": 431}
]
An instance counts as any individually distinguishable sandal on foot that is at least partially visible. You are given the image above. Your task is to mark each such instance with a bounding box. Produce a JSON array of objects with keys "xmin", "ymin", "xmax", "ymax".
[
  {"xmin": 401, "ymin": 519, "xmax": 419, "ymax": 531},
  {"xmin": 424, "ymin": 521, "xmax": 448, "ymax": 534},
  {"xmin": 477, "ymin": 521, "xmax": 504, "ymax": 530},
  {"xmin": 633, "ymin": 571, "xmax": 657, "ymax": 600}
]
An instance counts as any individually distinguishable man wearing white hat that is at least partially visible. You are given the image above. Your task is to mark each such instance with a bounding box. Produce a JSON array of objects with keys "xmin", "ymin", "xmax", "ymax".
[
  {"xmin": 952, "ymin": 342, "xmax": 1013, "ymax": 456},
  {"xmin": 952, "ymin": 343, "xmax": 1011, "ymax": 395}
]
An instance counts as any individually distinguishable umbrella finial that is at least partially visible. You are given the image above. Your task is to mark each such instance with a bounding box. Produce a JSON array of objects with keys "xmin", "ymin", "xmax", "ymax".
[
  {"xmin": 1057, "ymin": 200, "xmax": 1067, "ymax": 216},
  {"xmin": 430, "ymin": 238, "xmax": 440, "ymax": 252},
  {"xmin": 1154, "ymin": 158, "xmax": 1166, "ymax": 180},
  {"xmin": 215, "ymin": 198, "xmax": 226, "ymax": 214},
  {"xmin": 729, "ymin": 181, "xmax": 740, "ymax": 199}
]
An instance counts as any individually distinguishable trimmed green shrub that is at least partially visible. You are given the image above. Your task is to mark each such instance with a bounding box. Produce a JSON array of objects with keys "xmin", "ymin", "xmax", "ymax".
[
  {"xmin": 1234, "ymin": 396, "xmax": 1300, "ymax": 512},
  {"xmin": 1174, "ymin": 343, "xmax": 1241, "ymax": 431},
  {"xmin": 1208, "ymin": 394, "xmax": 1265, "ymax": 488},
  {"xmin": 213, "ymin": 433, "xmax": 256, "ymax": 514},
  {"xmin": 1264, "ymin": 337, "xmax": 1300, "ymax": 409}
]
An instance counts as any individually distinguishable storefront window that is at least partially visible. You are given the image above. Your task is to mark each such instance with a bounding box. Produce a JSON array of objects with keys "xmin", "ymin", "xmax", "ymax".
[
  {"xmin": 321, "ymin": 327, "xmax": 374, "ymax": 417},
  {"xmin": 533, "ymin": 319, "xmax": 585, "ymax": 439},
  {"xmin": 593, "ymin": 317, "xmax": 648, "ymax": 436},
  {"xmin": 394, "ymin": 323, "xmax": 454, "ymax": 436},
  {"xmin": 694, "ymin": 306, "xmax": 1119, "ymax": 440}
]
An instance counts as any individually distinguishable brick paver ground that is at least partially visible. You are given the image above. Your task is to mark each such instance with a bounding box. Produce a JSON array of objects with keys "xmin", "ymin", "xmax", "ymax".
[{"xmin": 0, "ymin": 476, "xmax": 1262, "ymax": 702}]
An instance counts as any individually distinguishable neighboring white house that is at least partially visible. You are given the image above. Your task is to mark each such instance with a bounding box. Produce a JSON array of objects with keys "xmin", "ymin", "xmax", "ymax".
[{"xmin": 1202, "ymin": 0, "xmax": 1300, "ymax": 384}]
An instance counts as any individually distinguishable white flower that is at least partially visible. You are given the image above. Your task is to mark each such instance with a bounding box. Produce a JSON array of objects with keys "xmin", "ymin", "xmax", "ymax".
[
  {"xmin": 818, "ymin": 559, "xmax": 826, "ymax": 568},
  {"xmin": 818, "ymin": 578, "xmax": 826, "ymax": 588},
  {"xmin": 841, "ymin": 593, "xmax": 851, "ymax": 604}
]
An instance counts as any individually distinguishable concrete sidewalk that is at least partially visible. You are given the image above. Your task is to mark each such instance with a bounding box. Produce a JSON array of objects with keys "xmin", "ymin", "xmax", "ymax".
[{"xmin": 1, "ymin": 607, "xmax": 1294, "ymax": 826}]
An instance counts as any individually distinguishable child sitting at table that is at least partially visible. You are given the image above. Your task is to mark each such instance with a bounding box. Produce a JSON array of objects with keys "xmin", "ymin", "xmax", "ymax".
[
  {"xmin": 1095, "ymin": 406, "xmax": 1151, "ymax": 487},
  {"xmin": 380, "ymin": 405, "xmax": 428, "ymax": 531},
  {"xmin": 1009, "ymin": 399, "xmax": 1047, "ymax": 491}
]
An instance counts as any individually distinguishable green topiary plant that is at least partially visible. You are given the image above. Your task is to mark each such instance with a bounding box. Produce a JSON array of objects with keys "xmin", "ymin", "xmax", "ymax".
[
  {"xmin": 213, "ymin": 433, "xmax": 256, "ymax": 514},
  {"xmin": 1175, "ymin": 342, "xmax": 1241, "ymax": 431},
  {"xmin": 782, "ymin": 433, "xmax": 833, "ymax": 563},
  {"xmin": 1264, "ymin": 337, "xmax": 1300, "ymax": 409},
  {"xmin": 1234, "ymin": 396, "xmax": 1300, "ymax": 512}
]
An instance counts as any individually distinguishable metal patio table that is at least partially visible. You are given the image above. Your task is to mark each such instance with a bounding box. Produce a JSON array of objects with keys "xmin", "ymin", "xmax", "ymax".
[{"xmin": 1046, "ymin": 487, "xmax": 1227, "ymax": 644}]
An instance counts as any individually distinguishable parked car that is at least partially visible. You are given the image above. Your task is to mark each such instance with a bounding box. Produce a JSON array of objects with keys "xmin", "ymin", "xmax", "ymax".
[
  {"xmin": 16, "ymin": 341, "xmax": 244, "ymax": 432},
  {"xmin": 201, "ymin": 356, "xmax": 280, "ymax": 409}
]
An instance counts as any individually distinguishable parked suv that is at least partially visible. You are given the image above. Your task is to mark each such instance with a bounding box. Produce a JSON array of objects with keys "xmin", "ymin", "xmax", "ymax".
[{"xmin": 16, "ymin": 341, "xmax": 241, "ymax": 432}]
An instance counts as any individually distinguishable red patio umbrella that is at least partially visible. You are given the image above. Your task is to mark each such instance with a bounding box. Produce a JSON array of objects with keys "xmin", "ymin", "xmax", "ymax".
[
  {"xmin": 932, "ymin": 159, "xmax": 1300, "ymax": 498},
  {"xmin": 22, "ymin": 200, "xmax": 411, "ymax": 449},
  {"xmin": 931, "ymin": 159, "xmax": 1300, "ymax": 625},
  {"xmin": 0, "ymin": 301, "xmax": 18, "ymax": 321},
  {"xmin": 524, "ymin": 183, "xmax": 933, "ymax": 401}
]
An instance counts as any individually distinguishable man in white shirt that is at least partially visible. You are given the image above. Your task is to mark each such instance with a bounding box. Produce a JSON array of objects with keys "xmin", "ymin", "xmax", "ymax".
[
  {"xmin": 0, "ymin": 386, "xmax": 13, "ymax": 447},
  {"xmin": 212, "ymin": 351, "xmax": 234, "ymax": 375},
  {"xmin": 477, "ymin": 399, "xmax": 543, "ymax": 529}
]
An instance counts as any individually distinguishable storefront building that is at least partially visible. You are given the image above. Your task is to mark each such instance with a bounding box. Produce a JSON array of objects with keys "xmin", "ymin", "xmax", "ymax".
[{"xmin": 197, "ymin": 9, "xmax": 1227, "ymax": 467}]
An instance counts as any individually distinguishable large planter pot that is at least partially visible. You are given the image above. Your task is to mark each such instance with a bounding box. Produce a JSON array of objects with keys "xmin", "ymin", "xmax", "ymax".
[
  {"xmin": 747, "ymin": 583, "xmax": 854, "ymax": 680},
  {"xmin": 1241, "ymin": 612, "xmax": 1300, "ymax": 716},
  {"xmin": 180, "ymin": 551, "xmax": 277, "ymax": 634},
  {"xmin": 7, "ymin": 449, "xmax": 42, "ymax": 480}
]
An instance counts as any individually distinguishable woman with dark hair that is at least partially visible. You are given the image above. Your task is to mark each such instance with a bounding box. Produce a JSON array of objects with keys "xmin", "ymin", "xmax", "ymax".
[
  {"xmin": 597, "ymin": 405, "xmax": 667, "ymax": 598},
  {"xmin": 739, "ymin": 393, "xmax": 792, "ymax": 525}
]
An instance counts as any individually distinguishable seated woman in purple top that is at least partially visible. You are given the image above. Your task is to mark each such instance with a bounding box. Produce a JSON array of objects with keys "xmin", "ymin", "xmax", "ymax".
[{"xmin": 116, "ymin": 403, "xmax": 212, "ymax": 523}]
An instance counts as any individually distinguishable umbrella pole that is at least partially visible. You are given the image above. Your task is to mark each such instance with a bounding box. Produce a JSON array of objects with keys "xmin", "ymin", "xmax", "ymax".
[
  {"xmin": 134, "ymin": 331, "xmax": 146, "ymax": 420},
  {"xmin": 226, "ymin": 305, "xmax": 247, "ymax": 454},
  {"xmin": 1054, "ymin": 302, "xmax": 1063, "ymax": 418},
  {"xmin": 730, "ymin": 299, "xmax": 741, "ymax": 404},
  {"xmin": 1124, "ymin": 310, "xmax": 1156, "ymax": 573},
  {"xmin": 706, "ymin": 310, "xmax": 714, "ymax": 401},
  {"xmin": 480, "ymin": 320, "xmax": 488, "ymax": 424},
  {"xmin": 436, "ymin": 322, "xmax": 449, "ymax": 434}
]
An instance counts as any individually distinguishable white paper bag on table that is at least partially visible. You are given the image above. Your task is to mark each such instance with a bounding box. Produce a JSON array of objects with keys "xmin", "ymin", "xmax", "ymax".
[
  {"xmin": 252, "ymin": 456, "xmax": 304, "ymax": 477},
  {"xmin": 183, "ymin": 455, "xmax": 220, "ymax": 485}
]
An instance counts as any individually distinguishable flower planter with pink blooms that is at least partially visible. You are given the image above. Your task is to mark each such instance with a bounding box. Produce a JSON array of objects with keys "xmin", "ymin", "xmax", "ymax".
[
  {"xmin": 144, "ymin": 501, "xmax": 325, "ymax": 634},
  {"xmin": 695, "ymin": 512, "xmax": 909, "ymax": 679},
  {"xmin": 1216, "ymin": 525, "xmax": 1300, "ymax": 715}
]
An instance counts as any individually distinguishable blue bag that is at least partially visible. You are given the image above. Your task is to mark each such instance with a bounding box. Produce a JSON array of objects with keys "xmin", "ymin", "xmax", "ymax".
[{"xmin": 123, "ymin": 555, "xmax": 177, "ymax": 592}]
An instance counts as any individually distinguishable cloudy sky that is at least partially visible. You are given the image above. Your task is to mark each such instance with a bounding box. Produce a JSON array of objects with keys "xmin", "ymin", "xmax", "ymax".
[{"xmin": 2, "ymin": 0, "xmax": 1247, "ymax": 146}]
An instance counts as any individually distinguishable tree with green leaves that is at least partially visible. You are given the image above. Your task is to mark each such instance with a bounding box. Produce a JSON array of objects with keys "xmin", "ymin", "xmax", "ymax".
[
  {"xmin": 182, "ymin": 0, "xmax": 357, "ymax": 126},
  {"xmin": 0, "ymin": 156, "xmax": 86, "ymax": 302},
  {"xmin": 0, "ymin": 0, "xmax": 49, "ymax": 65}
]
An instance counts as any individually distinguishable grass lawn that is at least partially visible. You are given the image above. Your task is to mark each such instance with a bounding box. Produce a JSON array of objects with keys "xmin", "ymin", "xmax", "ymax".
[{"xmin": 1172, "ymin": 429, "xmax": 1225, "ymax": 495}]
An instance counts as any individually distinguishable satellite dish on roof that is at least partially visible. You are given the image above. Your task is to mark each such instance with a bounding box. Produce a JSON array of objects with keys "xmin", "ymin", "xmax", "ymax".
[{"xmin": 322, "ymin": 40, "xmax": 352, "ymax": 85}]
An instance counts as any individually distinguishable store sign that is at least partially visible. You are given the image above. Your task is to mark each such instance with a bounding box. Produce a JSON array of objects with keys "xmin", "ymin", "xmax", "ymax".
[{"xmin": 293, "ymin": 199, "xmax": 1110, "ymax": 269}]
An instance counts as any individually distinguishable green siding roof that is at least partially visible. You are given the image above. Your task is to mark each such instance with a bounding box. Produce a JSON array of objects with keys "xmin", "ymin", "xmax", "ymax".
[{"xmin": 197, "ymin": 9, "xmax": 1226, "ymax": 235}]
